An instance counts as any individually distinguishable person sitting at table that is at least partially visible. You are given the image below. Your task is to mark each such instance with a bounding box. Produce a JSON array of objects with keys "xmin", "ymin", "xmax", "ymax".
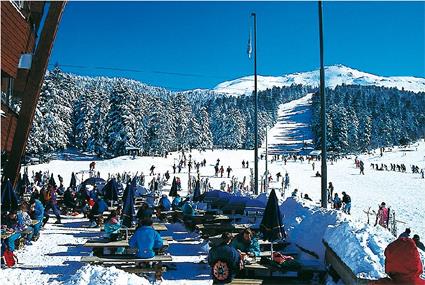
[
  {"xmin": 2, "ymin": 211, "xmax": 22, "ymax": 253},
  {"xmin": 129, "ymin": 218, "xmax": 164, "ymax": 259},
  {"xmin": 17, "ymin": 203, "xmax": 34, "ymax": 245},
  {"xmin": 137, "ymin": 203, "xmax": 153, "ymax": 221},
  {"xmin": 181, "ymin": 198, "xmax": 194, "ymax": 217},
  {"xmin": 63, "ymin": 187, "xmax": 78, "ymax": 215},
  {"xmin": 209, "ymin": 232, "xmax": 242, "ymax": 283},
  {"xmin": 231, "ymin": 228, "xmax": 260, "ymax": 257},
  {"xmin": 29, "ymin": 197, "xmax": 44, "ymax": 240},
  {"xmin": 88, "ymin": 195, "xmax": 108, "ymax": 227},
  {"xmin": 104, "ymin": 210, "xmax": 121, "ymax": 241},
  {"xmin": 158, "ymin": 194, "xmax": 171, "ymax": 212},
  {"xmin": 171, "ymin": 194, "xmax": 182, "ymax": 211}
]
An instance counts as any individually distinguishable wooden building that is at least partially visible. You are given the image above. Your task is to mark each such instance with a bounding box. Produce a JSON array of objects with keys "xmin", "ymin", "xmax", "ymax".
[{"xmin": 1, "ymin": 1, "xmax": 66, "ymax": 185}]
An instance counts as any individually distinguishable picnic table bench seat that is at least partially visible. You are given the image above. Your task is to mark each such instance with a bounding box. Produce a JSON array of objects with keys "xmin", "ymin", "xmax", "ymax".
[{"xmin": 81, "ymin": 254, "xmax": 172, "ymax": 264}]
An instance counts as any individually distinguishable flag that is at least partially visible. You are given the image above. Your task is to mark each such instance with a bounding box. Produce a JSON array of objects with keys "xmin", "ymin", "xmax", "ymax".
[{"xmin": 247, "ymin": 29, "xmax": 252, "ymax": 59}]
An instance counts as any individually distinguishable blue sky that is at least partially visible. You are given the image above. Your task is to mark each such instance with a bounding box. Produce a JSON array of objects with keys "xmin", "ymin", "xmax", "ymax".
[{"xmin": 50, "ymin": 1, "xmax": 425, "ymax": 90}]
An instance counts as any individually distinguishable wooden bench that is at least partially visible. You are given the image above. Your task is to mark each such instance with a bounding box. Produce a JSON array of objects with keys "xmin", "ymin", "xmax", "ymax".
[
  {"xmin": 81, "ymin": 254, "xmax": 172, "ymax": 279},
  {"xmin": 227, "ymin": 278, "xmax": 263, "ymax": 285}
]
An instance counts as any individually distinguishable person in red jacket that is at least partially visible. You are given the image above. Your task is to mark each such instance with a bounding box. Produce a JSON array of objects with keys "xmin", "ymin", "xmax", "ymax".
[{"xmin": 370, "ymin": 237, "xmax": 425, "ymax": 285}]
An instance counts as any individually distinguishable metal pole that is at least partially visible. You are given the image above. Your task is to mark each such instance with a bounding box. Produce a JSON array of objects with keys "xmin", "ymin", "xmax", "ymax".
[
  {"xmin": 318, "ymin": 1, "xmax": 327, "ymax": 208},
  {"xmin": 265, "ymin": 127, "xmax": 268, "ymax": 193},
  {"xmin": 252, "ymin": 12, "xmax": 259, "ymax": 196}
]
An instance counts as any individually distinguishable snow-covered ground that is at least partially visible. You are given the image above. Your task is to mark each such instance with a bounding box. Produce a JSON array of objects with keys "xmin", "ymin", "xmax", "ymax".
[
  {"xmin": 214, "ymin": 64, "xmax": 425, "ymax": 96},
  {"xmin": 3, "ymin": 94, "xmax": 424, "ymax": 284},
  {"xmin": 265, "ymin": 93, "xmax": 313, "ymax": 153}
]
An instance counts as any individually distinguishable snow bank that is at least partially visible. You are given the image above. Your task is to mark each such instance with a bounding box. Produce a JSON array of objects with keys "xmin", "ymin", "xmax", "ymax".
[
  {"xmin": 279, "ymin": 198, "xmax": 348, "ymax": 268},
  {"xmin": 324, "ymin": 221, "xmax": 394, "ymax": 279},
  {"xmin": 64, "ymin": 265, "xmax": 150, "ymax": 285}
]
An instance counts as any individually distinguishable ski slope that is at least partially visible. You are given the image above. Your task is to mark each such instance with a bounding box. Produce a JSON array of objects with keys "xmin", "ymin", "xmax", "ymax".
[
  {"xmin": 214, "ymin": 64, "xmax": 425, "ymax": 96},
  {"xmin": 265, "ymin": 93, "xmax": 313, "ymax": 153}
]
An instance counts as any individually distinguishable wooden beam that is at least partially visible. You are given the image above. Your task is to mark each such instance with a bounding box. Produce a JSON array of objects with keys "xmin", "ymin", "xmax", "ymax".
[{"xmin": 4, "ymin": 1, "xmax": 66, "ymax": 186}]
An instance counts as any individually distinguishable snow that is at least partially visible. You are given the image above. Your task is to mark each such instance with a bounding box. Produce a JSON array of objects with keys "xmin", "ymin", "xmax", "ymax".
[
  {"xmin": 324, "ymin": 220, "xmax": 395, "ymax": 279},
  {"xmin": 64, "ymin": 265, "xmax": 150, "ymax": 285},
  {"xmin": 214, "ymin": 64, "xmax": 425, "ymax": 96},
  {"xmin": 6, "ymin": 93, "xmax": 425, "ymax": 284},
  {"xmin": 265, "ymin": 93, "xmax": 313, "ymax": 152}
]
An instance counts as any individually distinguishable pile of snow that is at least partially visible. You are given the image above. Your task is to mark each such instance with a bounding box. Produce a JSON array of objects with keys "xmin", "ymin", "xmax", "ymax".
[
  {"xmin": 214, "ymin": 64, "xmax": 425, "ymax": 96},
  {"xmin": 64, "ymin": 265, "xmax": 150, "ymax": 285},
  {"xmin": 324, "ymin": 221, "xmax": 395, "ymax": 279}
]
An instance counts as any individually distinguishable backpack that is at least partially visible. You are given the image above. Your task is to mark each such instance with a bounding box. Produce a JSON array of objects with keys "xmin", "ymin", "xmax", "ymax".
[{"xmin": 3, "ymin": 249, "xmax": 17, "ymax": 267}]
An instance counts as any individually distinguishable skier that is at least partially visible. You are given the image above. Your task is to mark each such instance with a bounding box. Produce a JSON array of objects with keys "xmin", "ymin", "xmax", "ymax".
[
  {"xmin": 164, "ymin": 171, "xmax": 170, "ymax": 181},
  {"xmin": 341, "ymin": 191, "xmax": 351, "ymax": 215},
  {"xmin": 398, "ymin": 228, "xmax": 411, "ymax": 239},
  {"xmin": 226, "ymin": 166, "xmax": 232, "ymax": 178},
  {"xmin": 276, "ymin": 172, "xmax": 282, "ymax": 182},
  {"xmin": 312, "ymin": 162, "xmax": 315, "ymax": 171},
  {"xmin": 220, "ymin": 166, "xmax": 224, "ymax": 178},
  {"xmin": 173, "ymin": 163, "xmax": 176, "ymax": 174},
  {"xmin": 214, "ymin": 164, "xmax": 219, "ymax": 177},
  {"xmin": 242, "ymin": 160, "xmax": 245, "ymax": 168},
  {"xmin": 360, "ymin": 160, "xmax": 365, "ymax": 175},
  {"xmin": 246, "ymin": 161, "xmax": 249, "ymax": 168},
  {"xmin": 328, "ymin": 182, "xmax": 334, "ymax": 202},
  {"xmin": 284, "ymin": 173, "xmax": 290, "ymax": 190},
  {"xmin": 413, "ymin": 235, "xmax": 425, "ymax": 252},
  {"xmin": 149, "ymin": 165, "xmax": 155, "ymax": 176},
  {"xmin": 375, "ymin": 202, "xmax": 389, "ymax": 228}
]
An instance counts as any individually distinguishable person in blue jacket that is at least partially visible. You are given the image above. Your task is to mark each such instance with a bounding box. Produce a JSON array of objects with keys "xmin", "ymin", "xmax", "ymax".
[
  {"xmin": 158, "ymin": 195, "xmax": 171, "ymax": 212},
  {"xmin": 129, "ymin": 218, "xmax": 164, "ymax": 259},
  {"xmin": 231, "ymin": 228, "xmax": 261, "ymax": 257},
  {"xmin": 29, "ymin": 197, "xmax": 44, "ymax": 239},
  {"xmin": 171, "ymin": 194, "xmax": 182, "ymax": 210},
  {"xmin": 181, "ymin": 199, "xmax": 194, "ymax": 217}
]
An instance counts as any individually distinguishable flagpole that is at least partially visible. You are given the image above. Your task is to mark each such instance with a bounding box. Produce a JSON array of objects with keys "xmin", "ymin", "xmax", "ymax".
[
  {"xmin": 252, "ymin": 12, "xmax": 259, "ymax": 196},
  {"xmin": 318, "ymin": 1, "xmax": 328, "ymax": 209}
]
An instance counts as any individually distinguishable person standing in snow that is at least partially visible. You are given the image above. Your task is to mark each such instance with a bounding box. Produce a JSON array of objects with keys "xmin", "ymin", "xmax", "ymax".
[
  {"xmin": 242, "ymin": 160, "xmax": 245, "ymax": 168},
  {"xmin": 172, "ymin": 163, "xmax": 176, "ymax": 174},
  {"xmin": 341, "ymin": 191, "xmax": 351, "ymax": 215},
  {"xmin": 328, "ymin": 182, "xmax": 334, "ymax": 203},
  {"xmin": 375, "ymin": 202, "xmax": 389, "ymax": 228},
  {"xmin": 360, "ymin": 160, "xmax": 365, "ymax": 175},
  {"xmin": 276, "ymin": 172, "xmax": 282, "ymax": 182},
  {"xmin": 332, "ymin": 193, "xmax": 342, "ymax": 210},
  {"xmin": 413, "ymin": 235, "xmax": 425, "ymax": 252},
  {"xmin": 226, "ymin": 166, "xmax": 232, "ymax": 178},
  {"xmin": 220, "ymin": 166, "xmax": 225, "ymax": 178},
  {"xmin": 149, "ymin": 165, "xmax": 155, "ymax": 176},
  {"xmin": 284, "ymin": 172, "xmax": 290, "ymax": 190},
  {"xmin": 398, "ymin": 228, "xmax": 411, "ymax": 239}
]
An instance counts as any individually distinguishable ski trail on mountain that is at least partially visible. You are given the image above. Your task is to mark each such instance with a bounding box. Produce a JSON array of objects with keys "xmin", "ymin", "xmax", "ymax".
[{"xmin": 266, "ymin": 93, "xmax": 313, "ymax": 154}]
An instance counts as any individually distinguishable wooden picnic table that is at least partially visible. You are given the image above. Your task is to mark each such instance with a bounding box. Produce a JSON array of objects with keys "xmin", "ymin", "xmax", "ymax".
[{"xmin": 83, "ymin": 238, "xmax": 170, "ymax": 248}]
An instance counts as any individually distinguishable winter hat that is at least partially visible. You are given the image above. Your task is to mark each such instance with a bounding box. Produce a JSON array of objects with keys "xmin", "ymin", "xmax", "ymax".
[{"xmin": 381, "ymin": 202, "xmax": 386, "ymax": 206}]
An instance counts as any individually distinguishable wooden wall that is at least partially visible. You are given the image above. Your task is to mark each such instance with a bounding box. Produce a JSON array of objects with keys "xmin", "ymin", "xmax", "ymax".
[
  {"xmin": 1, "ymin": 103, "xmax": 18, "ymax": 153},
  {"xmin": 1, "ymin": 1, "xmax": 35, "ymax": 78}
]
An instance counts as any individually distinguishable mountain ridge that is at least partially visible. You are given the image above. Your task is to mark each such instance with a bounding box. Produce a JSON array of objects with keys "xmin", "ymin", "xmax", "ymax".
[{"xmin": 213, "ymin": 64, "xmax": 425, "ymax": 96}]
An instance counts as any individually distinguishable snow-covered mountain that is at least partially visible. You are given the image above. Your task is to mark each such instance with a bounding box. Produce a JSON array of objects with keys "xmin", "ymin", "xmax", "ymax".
[{"xmin": 213, "ymin": 64, "xmax": 425, "ymax": 96}]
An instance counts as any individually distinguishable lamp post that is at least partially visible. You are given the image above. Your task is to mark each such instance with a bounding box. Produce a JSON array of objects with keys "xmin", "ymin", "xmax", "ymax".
[
  {"xmin": 318, "ymin": 1, "xmax": 327, "ymax": 208},
  {"xmin": 251, "ymin": 12, "xmax": 259, "ymax": 196}
]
